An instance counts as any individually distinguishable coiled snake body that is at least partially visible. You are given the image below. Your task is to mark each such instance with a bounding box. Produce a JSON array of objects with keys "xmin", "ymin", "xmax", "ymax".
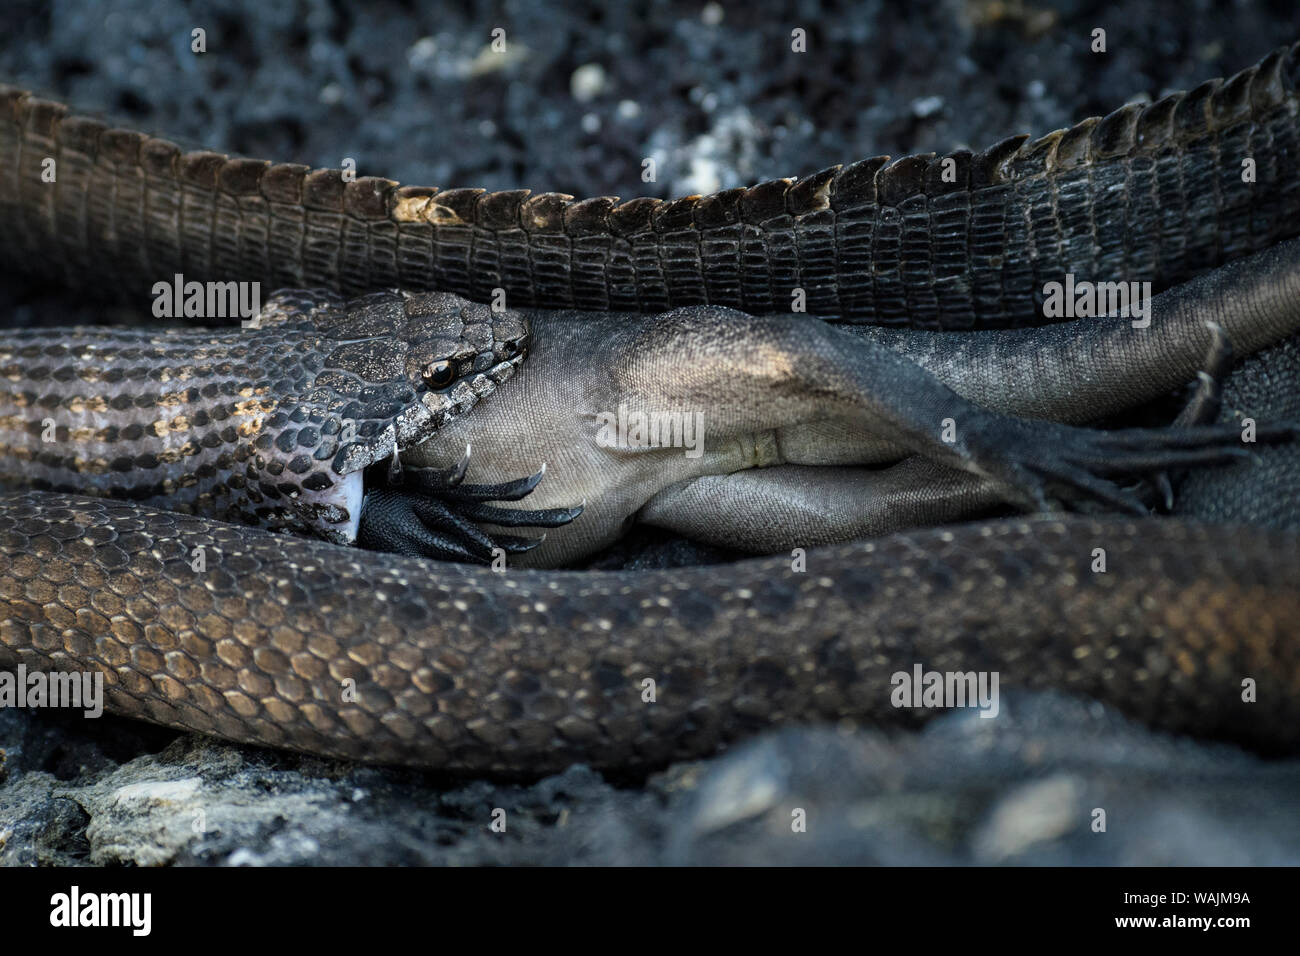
[{"xmin": 1, "ymin": 45, "xmax": 1299, "ymax": 770}]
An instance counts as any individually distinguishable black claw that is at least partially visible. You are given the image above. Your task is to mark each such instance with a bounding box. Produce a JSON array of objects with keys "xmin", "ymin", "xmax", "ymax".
[
  {"xmin": 1175, "ymin": 322, "xmax": 1234, "ymax": 428},
  {"xmin": 437, "ymin": 465, "xmax": 548, "ymax": 503},
  {"xmin": 1094, "ymin": 444, "xmax": 1250, "ymax": 474},
  {"xmin": 1175, "ymin": 371, "xmax": 1224, "ymax": 428},
  {"xmin": 403, "ymin": 444, "xmax": 472, "ymax": 494},
  {"xmin": 495, "ymin": 533, "xmax": 547, "ymax": 554},
  {"xmin": 356, "ymin": 456, "xmax": 580, "ymax": 563},
  {"xmin": 1153, "ymin": 471, "xmax": 1175, "ymax": 512},
  {"xmin": 1030, "ymin": 457, "xmax": 1149, "ymax": 514},
  {"xmin": 1148, "ymin": 321, "xmax": 1239, "ymax": 504},
  {"xmin": 443, "ymin": 444, "xmax": 472, "ymax": 486},
  {"xmin": 452, "ymin": 500, "xmax": 584, "ymax": 528}
]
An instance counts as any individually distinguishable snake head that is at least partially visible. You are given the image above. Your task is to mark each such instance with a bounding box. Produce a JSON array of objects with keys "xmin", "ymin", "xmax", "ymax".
[
  {"xmin": 402, "ymin": 290, "xmax": 531, "ymax": 425},
  {"xmin": 280, "ymin": 289, "xmax": 530, "ymax": 477},
  {"xmin": 236, "ymin": 289, "xmax": 531, "ymax": 544}
]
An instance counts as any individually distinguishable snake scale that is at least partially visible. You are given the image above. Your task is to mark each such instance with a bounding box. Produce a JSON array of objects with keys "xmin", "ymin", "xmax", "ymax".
[{"xmin": 0, "ymin": 43, "xmax": 1299, "ymax": 771}]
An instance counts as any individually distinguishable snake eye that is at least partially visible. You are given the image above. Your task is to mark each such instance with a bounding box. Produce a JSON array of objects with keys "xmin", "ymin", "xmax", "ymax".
[{"xmin": 422, "ymin": 360, "xmax": 456, "ymax": 389}]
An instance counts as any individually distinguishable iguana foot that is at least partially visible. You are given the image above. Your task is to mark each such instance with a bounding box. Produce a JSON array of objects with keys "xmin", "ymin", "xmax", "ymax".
[
  {"xmin": 356, "ymin": 445, "xmax": 584, "ymax": 562},
  {"xmin": 967, "ymin": 414, "xmax": 1298, "ymax": 516},
  {"xmin": 1173, "ymin": 321, "xmax": 1235, "ymax": 428},
  {"xmin": 961, "ymin": 321, "xmax": 1300, "ymax": 515}
]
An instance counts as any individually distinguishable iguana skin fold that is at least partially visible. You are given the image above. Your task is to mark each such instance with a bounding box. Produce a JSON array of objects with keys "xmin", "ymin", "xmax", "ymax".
[{"xmin": 2, "ymin": 42, "xmax": 1298, "ymax": 328}]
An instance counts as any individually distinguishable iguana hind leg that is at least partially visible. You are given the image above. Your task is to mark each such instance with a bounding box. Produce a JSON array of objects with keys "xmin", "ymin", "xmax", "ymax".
[{"xmin": 638, "ymin": 459, "xmax": 1008, "ymax": 551}]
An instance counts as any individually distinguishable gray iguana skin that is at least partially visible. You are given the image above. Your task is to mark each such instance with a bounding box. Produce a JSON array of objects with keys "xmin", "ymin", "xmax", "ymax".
[
  {"xmin": 399, "ymin": 238, "xmax": 1300, "ymax": 565},
  {"xmin": 6, "ymin": 238, "xmax": 1299, "ymax": 561},
  {"xmin": 1177, "ymin": 334, "xmax": 1300, "ymax": 527},
  {"xmin": 4, "ymin": 269, "xmax": 1288, "ymax": 556},
  {"xmin": 2, "ymin": 42, "xmax": 1299, "ymax": 327}
]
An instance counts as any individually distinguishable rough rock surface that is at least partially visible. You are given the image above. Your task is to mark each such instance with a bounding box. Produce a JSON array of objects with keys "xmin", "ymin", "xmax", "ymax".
[
  {"xmin": 2, "ymin": 0, "xmax": 1299, "ymax": 865},
  {"xmin": 7, "ymin": 692, "xmax": 1300, "ymax": 866}
]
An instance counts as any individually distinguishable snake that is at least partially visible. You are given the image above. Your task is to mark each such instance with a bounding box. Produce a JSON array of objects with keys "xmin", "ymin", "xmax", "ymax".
[{"xmin": 0, "ymin": 43, "xmax": 1298, "ymax": 771}]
